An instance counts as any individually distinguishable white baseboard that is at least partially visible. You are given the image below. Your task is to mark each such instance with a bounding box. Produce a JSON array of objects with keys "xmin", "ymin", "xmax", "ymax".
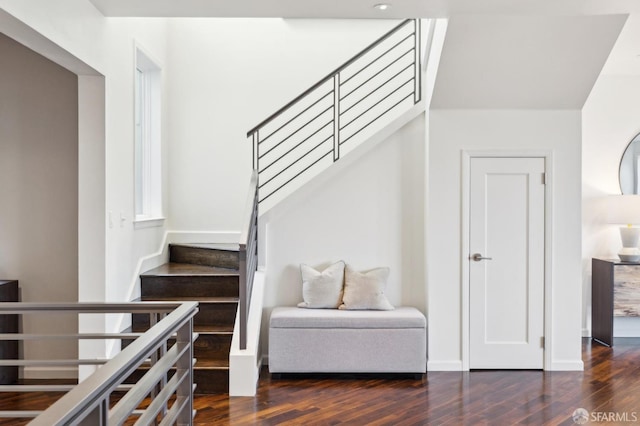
[
  {"xmin": 24, "ymin": 366, "xmax": 78, "ymax": 380},
  {"xmin": 427, "ymin": 360, "xmax": 463, "ymax": 371},
  {"xmin": 613, "ymin": 316, "xmax": 640, "ymax": 337},
  {"xmin": 582, "ymin": 328, "xmax": 590, "ymax": 337},
  {"xmin": 548, "ymin": 360, "xmax": 584, "ymax": 371}
]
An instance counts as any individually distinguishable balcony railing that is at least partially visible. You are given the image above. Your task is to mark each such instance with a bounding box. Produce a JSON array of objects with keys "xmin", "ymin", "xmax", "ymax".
[
  {"xmin": 247, "ymin": 19, "xmax": 421, "ymax": 209},
  {"xmin": 0, "ymin": 301, "xmax": 198, "ymax": 425}
]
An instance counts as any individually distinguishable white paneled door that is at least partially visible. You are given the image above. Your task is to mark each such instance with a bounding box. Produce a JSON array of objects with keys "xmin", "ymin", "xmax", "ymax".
[{"xmin": 469, "ymin": 157, "xmax": 545, "ymax": 369}]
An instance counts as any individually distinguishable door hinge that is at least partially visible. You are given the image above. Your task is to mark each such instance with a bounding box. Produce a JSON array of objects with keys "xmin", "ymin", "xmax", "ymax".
[
  {"xmin": 541, "ymin": 173, "xmax": 546, "ymax": 185},
  {"xmin": 541, "ymin": 336, "xmax": 545, "ymax": 349}
]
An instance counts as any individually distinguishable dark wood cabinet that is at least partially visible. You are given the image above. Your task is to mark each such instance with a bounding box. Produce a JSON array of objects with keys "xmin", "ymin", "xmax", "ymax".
[
  {"xmin": 592, "ymin": 259, "xmax": 640, "ymax": 347},
  {"xmin": 0, "ymin": 280, "xmax": 19, "ymax": 384}
]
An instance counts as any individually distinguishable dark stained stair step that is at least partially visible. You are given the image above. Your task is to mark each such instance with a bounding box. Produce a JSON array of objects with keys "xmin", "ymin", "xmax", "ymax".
[
  {"xmin": 133, "ymin": 296, "xmax": 238, "ymax": 328},
  {"xmin": 141, "ymin": 262, "xmax": 239, "ymax": 276},
  {"xmin": 169, "ymin": 243, "xmax": 240, "ymax": 270},
  {"xmin": 123, "ymin": 333, "xmax": 232, "ymax": 361},
  {"xmin": 195, "ymin": 367, "xmax": 229, "ymax": 394},
  {"xmin": 194, "ymin": 359, "xmax": 229, "ymax": 369},
  {"xmin": 137, "ymin": 296, "xmax": 239, "ymax": 303},
  {"xmin": 130, "ymin": 322, "xmax": 233, "ymax": 334},
  {"xmin": 193, "ymin": 333, "xmax": 233, "ymax": 361},
  {"xmin": 132, "ymin": 313, "xmax": 236, "ymax": 332},
  {"xmin": 125, "ymin": 362, "xmax": 229, "ymax": 394},
  {"xmin": 141, "ymin": 263, "xmax": 239, "ymax": 299}
]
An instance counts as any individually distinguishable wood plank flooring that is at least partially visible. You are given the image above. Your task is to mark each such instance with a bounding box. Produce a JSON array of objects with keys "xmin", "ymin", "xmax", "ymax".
[{"xmin": 1, "ymin": 338, "xmax": 640, "ymax": 425}]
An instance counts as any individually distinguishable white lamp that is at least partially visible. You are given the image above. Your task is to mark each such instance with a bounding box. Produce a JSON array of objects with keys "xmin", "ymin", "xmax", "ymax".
[{"xmin": 607, "ymin": 195, "xmax": 640, "ymax": 262}]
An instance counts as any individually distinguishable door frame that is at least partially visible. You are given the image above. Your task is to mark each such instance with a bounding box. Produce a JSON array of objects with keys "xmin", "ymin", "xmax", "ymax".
[{"xmin": 461, "ymin": 149, "xmax": 553, "ymax": 371}]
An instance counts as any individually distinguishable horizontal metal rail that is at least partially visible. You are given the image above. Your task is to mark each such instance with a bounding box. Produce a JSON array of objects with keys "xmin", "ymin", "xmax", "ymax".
[
  {"xmin": 0, "ymin": 301, "xmax": 187, "ymax": 314},
  {"xmin": 247, "ymin": 19, "xmax": 411, "ymax": 136},
  {"xmin": 0, "ymin": 302, "xmax": 198, "ymax": 425},
  {"xmin": 247, "ymin": 19, "xmax": 421, "ymax": 209},
  {"xmin": 0, "ymin": 333, "xmax": 144, "ymax": 340}
]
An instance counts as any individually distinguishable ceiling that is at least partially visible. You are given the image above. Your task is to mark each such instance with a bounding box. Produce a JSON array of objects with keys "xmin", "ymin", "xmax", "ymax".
[
  {"xmin": 88, "ymin": 0, "xmax": 640, "ymax": 19},
  {"xmin": 431, "ymin": 14, "xmax": 627, "ymax": 108},
  {"xmin": 87, "ymin": 0, "xmax": 640, "ymax": 76}
]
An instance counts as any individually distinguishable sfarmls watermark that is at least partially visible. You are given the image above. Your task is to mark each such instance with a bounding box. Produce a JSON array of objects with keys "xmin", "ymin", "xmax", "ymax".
[{"xmin": 573, "ymin": 408, "xmax": 638, "ymax": 424}]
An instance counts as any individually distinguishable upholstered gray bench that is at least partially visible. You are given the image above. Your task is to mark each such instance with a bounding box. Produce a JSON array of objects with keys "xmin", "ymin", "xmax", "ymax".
[{"xmin": 268, "ymin": 306, "xmax": 427, "ymax": 375}]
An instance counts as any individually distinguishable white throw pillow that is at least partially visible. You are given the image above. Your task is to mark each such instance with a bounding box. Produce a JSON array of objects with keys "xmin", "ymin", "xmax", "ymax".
[
  {"xmin": 339, "ymin": 265, "xmax": 394, "ymax": 310},
  {"xmin": 297, "ymin": 261, "xmax": 345, "ymax": 309}
]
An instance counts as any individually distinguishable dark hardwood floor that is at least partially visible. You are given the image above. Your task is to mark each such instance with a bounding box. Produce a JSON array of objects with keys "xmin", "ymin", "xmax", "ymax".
[{"xmin": 1, "ymin": 338, "xmax": 639, "ymax": 425}]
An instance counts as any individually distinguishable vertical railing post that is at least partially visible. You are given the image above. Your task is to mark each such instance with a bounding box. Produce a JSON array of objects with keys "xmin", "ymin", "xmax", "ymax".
[
  {"xmin": 158, "ymin": 313, "xmax": 168, "ymax": 421},
  {"xmin": 238, "ymin": 245, "xmax": 247, "ymax": 350},
  {"xmin": 78, "ymin": 398, "xmax": 107, "ymax": 425},
  {"xmin": 252, "ymin": 131, "xmax": 259, "ymax": 171},
  {"xmin": 176, "ymin": 318, "xmax": 194, "ymax": 425},
  {"xmin": 148, "ymin": 312, "xmax": 161, "ymax": 408},
  {"xmin": 333, "ymin": 73, "xmax": 341, "ymax": 162},
  {"xmin": 254, "ymin": 189, "xmax": 259, "ymax": 260},
  {"xmin": 414, "ymin": 19, "xmax": 422, "ymax": 104}
]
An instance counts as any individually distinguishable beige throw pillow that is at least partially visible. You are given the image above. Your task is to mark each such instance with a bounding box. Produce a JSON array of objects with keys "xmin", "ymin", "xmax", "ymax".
[
  {"xmin": 297, "ymin": 261, "xmax": 345, "ymax": 309},
  {"xmin": 339, "ymin": 265, "xmax": 394, "ymax": 310}
]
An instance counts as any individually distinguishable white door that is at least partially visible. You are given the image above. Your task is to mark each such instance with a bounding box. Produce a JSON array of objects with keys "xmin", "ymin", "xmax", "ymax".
[{"xmin": 469, "ymin": 157, "xmax": 545, "ymax": 369}]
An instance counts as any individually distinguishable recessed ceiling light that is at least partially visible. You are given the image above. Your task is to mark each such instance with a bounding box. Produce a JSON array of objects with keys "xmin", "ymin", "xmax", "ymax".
[{"xmin": 374, "ymin": 3, "xmax": 391, "ymax": 11}]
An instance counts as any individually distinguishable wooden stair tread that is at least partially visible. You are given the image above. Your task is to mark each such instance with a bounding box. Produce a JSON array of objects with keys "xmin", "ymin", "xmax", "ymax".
[
  {"xmin": 139, "ymin": 296, "xmax": 239, "ymax": 304},
  {"xmin": 194, "ymin": 325, "xmax": 234, "ymax": 334},
  {"xmin": 171, "ymin": 243, "xmax": 239, "ymax": 252},
  {"xmin": 131, "ymin": 324, "xmax": 233, "ymax": 334},
  {"xmin": 141, "ymin": 262, "xmax": 239, "ymax": 277},
  {"xmin": 194, "ymin": 359, "xmax": 229, "ymax": 370},
  {"xmin": 136, "ymin": 359, "xmax": 229, "ymax": 370}
]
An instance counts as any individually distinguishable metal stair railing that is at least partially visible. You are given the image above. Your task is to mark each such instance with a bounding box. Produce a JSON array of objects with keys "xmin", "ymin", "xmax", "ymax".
[
  {"xmin": 0, "ymin": 301, "xmax": 198, "ymax": 425},
  {"xmin": 247, "ymin": 19, "xmax": 421, "ymax": 207}
]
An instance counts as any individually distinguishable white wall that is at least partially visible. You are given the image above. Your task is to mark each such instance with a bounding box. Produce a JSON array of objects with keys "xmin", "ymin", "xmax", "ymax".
[
  {"xmin": 0, "ymin": 1, "xmax": 172, "ymax": 370},
  {"xmin": 0, "ymin": 6, "xmax": 418, "ymax": 371},
  {"xmin": 261, "ymin": 115, "xmax": 426, "ymax": 355},
  {"xmin": 582, "ymin": 74, "xmax": 640, "ymax": 336},
  {"xmin": 0, "ymin": 33, "xmax": 79, "ymax": 374},
  {"xmin": 165, "ymin": 18, "xmax": 400, "ymax": 232},
  {"xmin": 429, "ymin": 109, "xmax": 584, "ymax": 370}
]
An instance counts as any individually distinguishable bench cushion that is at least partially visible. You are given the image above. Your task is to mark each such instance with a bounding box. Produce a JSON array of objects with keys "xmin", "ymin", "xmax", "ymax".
[{"xmin": 270, "ymin": 306, "xmax": 426, "ymax": 329}]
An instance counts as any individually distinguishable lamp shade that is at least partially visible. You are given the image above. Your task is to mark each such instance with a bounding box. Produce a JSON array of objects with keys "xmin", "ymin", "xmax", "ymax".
[{"xmin": 607, "ymin": 195, "xmax": 640, "ymax": 225}]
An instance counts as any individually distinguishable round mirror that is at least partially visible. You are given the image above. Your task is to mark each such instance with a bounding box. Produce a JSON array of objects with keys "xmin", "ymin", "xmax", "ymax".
[{"xmin": 620, "ymin": 133, "xmax": 640, "ymax": 194}]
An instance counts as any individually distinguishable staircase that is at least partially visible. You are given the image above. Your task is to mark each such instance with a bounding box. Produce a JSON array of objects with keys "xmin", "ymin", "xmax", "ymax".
[{"xmin": 133, "ymin": 243, "xmax": 240, "ymax": 394}]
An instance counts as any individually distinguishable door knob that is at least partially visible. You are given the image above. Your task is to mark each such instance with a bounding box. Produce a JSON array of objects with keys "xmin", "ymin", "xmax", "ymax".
[{"xmin": 471, "ymin": 253, "xmax": 492, "ymax": 262}]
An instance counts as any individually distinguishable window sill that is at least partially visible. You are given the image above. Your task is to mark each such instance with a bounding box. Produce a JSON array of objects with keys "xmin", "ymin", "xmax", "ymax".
[{"xmin": 133, "ymin": 217, "xmax": 165, "ymax": 230}]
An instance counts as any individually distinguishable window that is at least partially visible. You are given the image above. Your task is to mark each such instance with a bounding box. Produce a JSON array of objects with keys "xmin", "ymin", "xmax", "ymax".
[{"xmin": 134, "ymin": 46, "xmax": 163, "ymax": 226}]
